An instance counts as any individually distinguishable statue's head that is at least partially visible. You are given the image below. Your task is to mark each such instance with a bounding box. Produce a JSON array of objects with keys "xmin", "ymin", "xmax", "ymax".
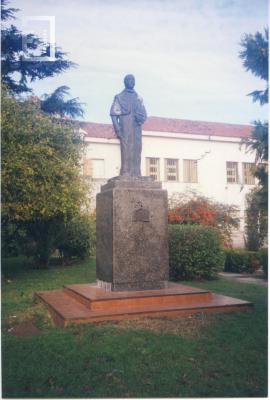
[{"xmin": 124, "ymin": 74, "xmax": 135, "ymax": 90}]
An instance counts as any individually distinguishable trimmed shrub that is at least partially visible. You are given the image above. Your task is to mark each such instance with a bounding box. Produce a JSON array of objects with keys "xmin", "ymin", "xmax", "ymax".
[
  {"xmin": 224, "ymin": 249, "xmax": 260, "ymax": 274},
  {"xmin": 169, "ymin": 225, "xmax": 225, "ymax": 280},
  {"xmin": 57, "ymin": 213, "xmax": 96, "ymax": 263},
  {"xmin": 259, "ymin": 248, "xmax": 268, "ymax": 278}
]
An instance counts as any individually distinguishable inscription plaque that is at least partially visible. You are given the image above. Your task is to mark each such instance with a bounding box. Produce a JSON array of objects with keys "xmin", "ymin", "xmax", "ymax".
[{"xmin": 133, "ymin": 207, "xmax": 150, "ymax": 222}]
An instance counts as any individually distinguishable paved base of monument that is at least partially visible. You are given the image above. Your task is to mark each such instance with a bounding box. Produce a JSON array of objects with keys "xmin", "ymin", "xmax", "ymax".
[{"xmin": 35, "ymin": 282, "xmax": 253, "ymax": 327}]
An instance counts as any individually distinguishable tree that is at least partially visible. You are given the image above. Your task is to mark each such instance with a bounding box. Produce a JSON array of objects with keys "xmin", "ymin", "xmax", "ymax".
[
  {"xmin": 40, "ymin": 86, "xmax": 84, "ymax": 118},
  {"xmin": 168, "ymin": 191, "xmax": 239, "ymax": 247},
  {"xmin": 1, "ymin": 0, "xmax": 74, "ymax": 94},
  {"xmin": 1, "ymin": 0, "xmax": 17, "ymax": 21},
  {"xmin": 245, "ymin": 189, "xmax": 267, "ymax": 251},
  {"xmin": 1, "ymin": 86, "xmax": 89, "ymax": 266},
  {"xmin": 1, "ymin": 1, "xmax": 88, "ymax": 266},
  {"xmin": 239, "ymin": 29, "xmax": 268, "ymax": 105},
  {"xmin": 242, "ymin": 120, "xmax": 268, "ymax": 210},
  {"xmin": 57, "ymin": 213, "xmax": 96, "ymax": 264},
  {"xmin": 240, "ymin": 28, "xmax": 268, "ymax": 250},
  {"xmin": 1, "ymin": 0, "xmax": 84, "ymax": 117}
]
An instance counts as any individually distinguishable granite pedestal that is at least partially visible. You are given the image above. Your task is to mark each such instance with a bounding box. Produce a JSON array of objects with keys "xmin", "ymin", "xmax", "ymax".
[
  {"xmin": 96, "ymin": 177, "xmax": 169, "ymax": 291},
  {"xmin": 35, "ymin": 176, "xmax": 253, "ymax": 326}
]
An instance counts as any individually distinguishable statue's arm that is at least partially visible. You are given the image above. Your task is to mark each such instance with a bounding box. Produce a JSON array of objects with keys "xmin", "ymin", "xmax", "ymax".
[
  {"xmin": 111, "ymin": 115, "xmax": 121, "ymax": 138},
  {"xmin": 110, "ymin": 96, "xmax": 122, "ymax": 138},
  {"xmin": 135, "ymin": 97, "xmax": 147, "ymax": 125}
]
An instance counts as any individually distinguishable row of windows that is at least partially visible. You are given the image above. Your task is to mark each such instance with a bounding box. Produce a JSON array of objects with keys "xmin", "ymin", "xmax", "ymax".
[
  {"xmin": 226, "ymin": 161, "xmax": 255, "ymax": 185},
  {"xmin": 82, "ymin": 158, "xmax": 256, "ymax": 185},
  {"xmin": 146, "ymin": 158, "xmax": 255, "ymax": 185},
  {"xmin": 146, "ymin": 158, "xmax": 198, "ymax": 183}
]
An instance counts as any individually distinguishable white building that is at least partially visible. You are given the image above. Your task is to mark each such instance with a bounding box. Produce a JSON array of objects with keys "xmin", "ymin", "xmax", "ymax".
[{"xmin": 80, "ymin": 116, "xmax": 256, "ymax": 247}]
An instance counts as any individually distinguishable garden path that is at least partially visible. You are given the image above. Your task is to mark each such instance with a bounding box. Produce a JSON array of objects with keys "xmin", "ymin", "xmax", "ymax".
[{"xmin": 219, "ymin": 272, "xmax": 267, "ymax": 287}]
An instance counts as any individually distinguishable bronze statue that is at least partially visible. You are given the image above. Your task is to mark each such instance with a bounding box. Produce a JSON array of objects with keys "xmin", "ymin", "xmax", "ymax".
[{"xmin": 110, "ymin": 74, "xmax": 147, "ymax": 177}]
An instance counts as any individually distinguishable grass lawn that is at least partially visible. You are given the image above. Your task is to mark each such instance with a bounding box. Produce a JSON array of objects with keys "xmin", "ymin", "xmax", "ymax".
[{"xmin": 2, "ymin": 257, "xmax": 268, "ymax": 398}]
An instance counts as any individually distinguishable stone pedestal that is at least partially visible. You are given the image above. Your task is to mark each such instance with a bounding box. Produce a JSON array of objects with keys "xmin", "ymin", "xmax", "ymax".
[
  {"xmin": 36, "ymin": 177, "xmax": 252, "ymax": 327},
  {"xmin": 96, "ymin": 177, "xmax": 169, "ymax": 291}
]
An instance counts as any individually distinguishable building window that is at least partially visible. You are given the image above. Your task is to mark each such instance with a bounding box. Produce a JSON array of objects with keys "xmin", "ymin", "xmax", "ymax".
[
  {"xmin": 226, "ymin": 162, "xmax": 238, "ymax": 184},
  {"xmin": 243, "ymin": 163, "xmax": 255, "ymax": 185},
  {"xmin": 183, "ymin": 159, "xmax": 198, "ymax": 183},
  {"xmin": 165, "ymin": 159, "xmax": 179, "ymax": 181},
  {"xmin": 83, "ymin": 159, "xmax": 105, "ymax": 178},
  {"xmin": 83, "ymin": 159, "xmax": 92, "ymax": 177},
  {"xmin": 146, "ymin": 158, "xmax": 160, "ymax": 181}
]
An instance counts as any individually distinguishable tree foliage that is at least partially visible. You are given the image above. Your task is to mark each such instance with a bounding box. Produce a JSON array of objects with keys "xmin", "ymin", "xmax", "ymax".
[
  {"xmin": 2, "ymin": 87, "xmax": 87, "ymax": 222},
  {"xmin": 242, "ymin": 120, "xmax": 268, "ymax": 210},
  {"xmin": 245, "ymin": 189, "xmax": 267, "ymax": 251},
  {"xmin": 1, "ymin": 0, "xmax": 17, "ymax": 21},
  {"xmin": 57, "ymin": 213, "xmax": 96, "ymax": 264},
  {"xmin": 240, "ymin": 28, "xmax": 268, "ymax": 245},
  {"xmin": 244, "ymin": 120, "xmax": 268, "ymax": 163},
  {"xmin": 168, "ymin": 191, "xmax": 239, "ymax": 247},
  {"xmin": 1, "ymin": 0, "xmax": 75, "ymax": 94},
  {"xmin": 239, "ymin": 28, "xmax": 268, "ymax": 105},
  {"xmin": 1, "ymin": 86, "xmax": 89, "ymax": 266},
  {"xmin": 1, "ymin": 1, "xmax": 88, "ymax": 267},
  {"xmin": 40, "ymin": 86, "xmax": 84, "ymax": 118}
]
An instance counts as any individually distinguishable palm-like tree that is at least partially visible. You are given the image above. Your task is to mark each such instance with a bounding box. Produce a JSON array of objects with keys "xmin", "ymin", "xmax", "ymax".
[
  {"xmin": 244, "ymin": 121, "xmax": 268, "ymax": 163},
  {"xmin": 243, "ymin": 121, "xmax": 268, "ymax": 211}
]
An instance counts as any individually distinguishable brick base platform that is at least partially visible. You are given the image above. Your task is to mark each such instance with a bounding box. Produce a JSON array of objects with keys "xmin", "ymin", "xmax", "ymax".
[{"xmin": 35, "ymin": 282, "xmax": 253, "ymax": 327}]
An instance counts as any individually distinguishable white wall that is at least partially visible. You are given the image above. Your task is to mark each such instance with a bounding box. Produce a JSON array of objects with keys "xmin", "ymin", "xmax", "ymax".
[{"xmin": 83, "ymin": 130, "xmax": 257, "ymax": 247}]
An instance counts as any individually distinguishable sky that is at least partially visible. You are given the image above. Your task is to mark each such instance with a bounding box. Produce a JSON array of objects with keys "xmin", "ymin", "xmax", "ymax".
[{"xmin": 10, "ymin": 0, "xmax": 269, "ymax": 124}]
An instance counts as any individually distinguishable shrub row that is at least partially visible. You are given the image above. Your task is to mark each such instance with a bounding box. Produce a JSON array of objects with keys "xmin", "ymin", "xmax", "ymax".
[
  {"xmin": 59, "ymin": 221, "xmax": 267, "ymax": 278},
  {"xmin": 224, "ymin": 249, "xmax": 261, "ymax": 274},
  {"xmin": 168, "ymin": 225, "xmax": 268, "ymax": 280},
  {"xmin": 224, "ymin": 248, "xmax": 268, "ymax": 276}
]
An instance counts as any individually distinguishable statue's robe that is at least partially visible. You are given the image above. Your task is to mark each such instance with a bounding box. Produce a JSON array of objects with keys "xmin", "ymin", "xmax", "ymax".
[{"xmin": 110, "ymin": 89, "xmax": 147, "ymax": 176}]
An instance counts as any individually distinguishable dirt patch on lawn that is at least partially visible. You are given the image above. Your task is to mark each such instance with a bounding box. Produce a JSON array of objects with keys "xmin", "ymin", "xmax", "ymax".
[
  {"xmin": 112, "ymin": 314, "xmax": 213, "ymax": 337},
  {"xmin": 4, "ymin": 302, "xmax": 54, "ymax": 335},
  {"xmin": 7, "ymin": 321, "xmax": 42, "ymax": 337}
]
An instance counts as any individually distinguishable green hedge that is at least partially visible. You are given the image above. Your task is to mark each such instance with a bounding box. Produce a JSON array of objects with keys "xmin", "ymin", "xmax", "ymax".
[
  {"xmin": 169, "ymin": 225, "xmax": 225, "ymax": 280},
  {"xmin": 224, "ymin": 249, "xmax": 260, "ymax": 273},
  {"xmin": 259, "ymin": 248, "xmax": 268, "ymax": 278}
]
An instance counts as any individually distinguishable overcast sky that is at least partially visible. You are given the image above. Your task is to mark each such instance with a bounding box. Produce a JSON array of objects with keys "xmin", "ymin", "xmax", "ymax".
[{"xmin": 11, "ymin": 0, "xmax": 268, "ymax": 124}]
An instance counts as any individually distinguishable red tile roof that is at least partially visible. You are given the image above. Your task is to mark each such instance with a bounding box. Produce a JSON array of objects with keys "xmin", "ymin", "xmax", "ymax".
[
  {"xmin": 80, "ymin": 121, "xmax": 115, "ymax": 139},
  {"xmin": 80, "ymin": 116, "xmax": 253, "ymax": 139}
]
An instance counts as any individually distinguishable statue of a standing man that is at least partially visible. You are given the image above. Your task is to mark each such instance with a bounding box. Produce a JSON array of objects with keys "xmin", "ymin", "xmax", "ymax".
[{"xmin": 110, "ymin": 74, "xmax": 147, "ymax": 177}]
